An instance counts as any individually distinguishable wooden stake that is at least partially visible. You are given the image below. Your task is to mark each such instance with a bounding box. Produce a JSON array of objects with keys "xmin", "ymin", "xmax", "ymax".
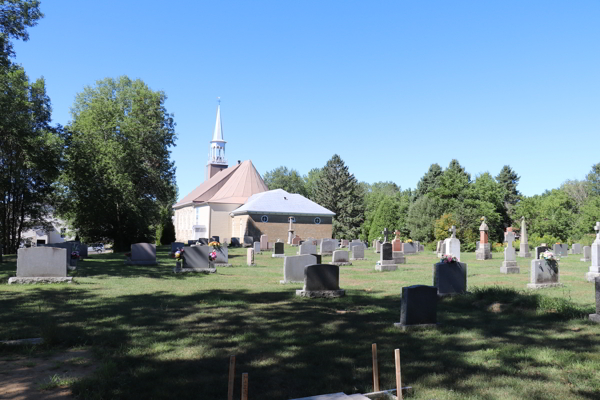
[
  {"xmin": 241, "ymin": 372, "xmax": 248, "ymax": 400},
  {"xmin": 227, "ymin": 355, "xmax": 236, "ymax": 400},
  {"xmin": 372, "ymin": 343, "xmax": 380, "ymax": 392},
  {"xmin": 395, "ymin": 349, "xmax": 403, "ymax": 400}
]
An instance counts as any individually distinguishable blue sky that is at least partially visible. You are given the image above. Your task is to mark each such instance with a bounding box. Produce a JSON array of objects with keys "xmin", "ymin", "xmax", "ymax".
[{"xmin": 12, "ymin": 1, "xmax": 600, "ymax": 200}]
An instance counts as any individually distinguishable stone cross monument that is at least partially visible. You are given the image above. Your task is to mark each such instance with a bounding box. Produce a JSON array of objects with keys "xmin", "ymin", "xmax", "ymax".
[
  {"xmin": 519, "ymin": 216, "xmax": 531, "ymax": 258},
  {"xmin": 287, "ymin": 216, "xmax": 295, "ymax": 245},
  {"xmin": 501, "ymin": 231, "xmax": 519, "ymax": 273},
  {"xmin": 381, "ymin": 228, "xmax": 390, "ymax": 244},
  {"xmin": 476, "ymin": 217, "xmax": 492, "ymax": 260}
]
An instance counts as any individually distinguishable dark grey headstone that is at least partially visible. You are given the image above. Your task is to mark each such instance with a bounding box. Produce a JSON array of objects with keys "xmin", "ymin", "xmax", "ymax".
[
  {"xmin": 274, "ymin": 242, "xmax": 284, "ymax": 254},
  {"xmin": 182, "ymin": 246, "xmax": 212, "ymax": 269},
  {"xmin": 433, "ymin": 261, "xmax": 467, "ymax": 295},
  {"xmin": 304, "ymin": 264, "xmax": 340, "ymax": 291},
  {"xmin": 198, "ymin": 238, "xmax": 209, "ymax": 245},
  {"xmin": 211, "ymin": 236, "xmax": 219, "ymax": 243},
  {"xmin": 535, "ymin": 246, "xmax": 549, "ymax": 259},
  {"xmin": 400, "ymin": 285, "xmax": 437, "ymax": 325},
  {"xmin": 171, "ymin": 242, "xmax": 185, "ymax": 253},
  {"xmin": 381, "ymin": 243, "xmax": 393, "ymax": 261},
  {"xmin": 243, "ymin": 236, "xmax": 254, "ymax": 247},
  {"xmin": 230, "ymin": 237, "xmax": 240, "ymax": 247},
  {"xmin": 311, "ymin": 254, "xmax": 322, "ymax": 264},
  {"xmin": 187, "ymin": 240, "xmax": 197, "ymax": 245}
]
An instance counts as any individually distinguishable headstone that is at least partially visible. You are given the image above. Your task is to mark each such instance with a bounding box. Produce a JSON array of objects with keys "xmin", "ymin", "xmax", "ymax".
[
  {"xmin": 392, "ymin": 238, "xmax": 402, "ymax": 252},
  {"xmin": 553, "ymin": 243, "xmax": 568, "ymax": 257},
  {"xmin": 69, "ymin": 241, "xmax": 88, "ymax": 259},
  {"xmin": 341, "ymin": 239, "xmax": 349, "ymax": 248},
  {"xmin": 171, "ymin": 242, "xmax": 185, "ymax": 253},
  {"xmin": 446, "ymin": 226, "xmax": 461, "ymax": 261},
  {"xmin": 291, "ymin": 235, "xmax": 302, "ymax": 246},
  {"xmin": 375, "ymin": 241, "xmax": 382, "ymax": 254},
  {"xmin": 392, "ymin": 251, "xmax": 406, "ymax": 264},
  {"xmin": 581, "ymin": 246, "xmax": 591, "ymax": 262},
  {"xmin": 281, "ymin": 255, "xmax": 317, "ymax": 283},
  {"xmin": 260, "ymin": 234, "xmax": 268, "ymax": 251},
  {"xmin": 41, "ymin": 242, "xmax": 76, "ymax": 269},
  {"xmin": 419, "ymin": 244, "xmax": 425, "ymax": 252},
  {"xmin": 187, "ymin": 240, "xmax": 197, "ymax": 245},
  {"xmin": 436, "ymin": 240, "xmax": 443, "ymax": 257},
  {"xmin": 433, "ymin": 259, "xmax": 467, "ymax": 296},
  {"xmin": 372, "ymin": 239, "xmax": 378, "ymax": 249},
  {"xmin": 500, "ymin": 231, "xmax": 519, "ymax": 274},
  {"xmin": 376, "ymin": 243, "xmax": 397, "ymax": 271},
  {"xmin": 8, "ymin": 247, "xmax": 72, "ymax": 284},
  {"xmin": 212, "ymin": 245, "xmax": 230, "ymax": 266},
  {"xmin": 243, "ymin": 236, "xmax": 253, "ymax": 247},
  {"xmin": 127, "ymin": 243, "xmax": 157, "ymax": 265},
  {"xmin": 528, "ymin": 258, "xmax": 562, "ymax": 289},
  {"xmin": 247, "ymin": 248, "xmax": 255, "ymax": 266},
  {"xmin": 197, "ymin": 238, "xmax": 209, "ymax": 245},
  {"xmin": 296, "ymin": 264, "xmax": 345, "ymax": 298},
  {"xmin": 319, "ymin": 239, "xmax": 335, "ymax": 255},
  {"xmin": 570, "ymin": 243, "xmax": 582, "ymax": 255},
  {"xmin": 475, "ymin": 241, "xmax": 480, "ymax": 251},
  {"xmin": 589, "ymin": 277, "xmax": 600, "ymax": 323},
  {"xmin": 272, "ymin": 242, "xmax": 285, "ymax": 258},
  {"xmin": 394, "ymin": 285, "xmax": 438, "ymax": 330},
  {"xmin": 403, "ymin": 242, "xmax": 416, "ymax": 254},
  {"xmin": 311, "ymin": 254, "xmax": 322, "ymax": 264},
  {"xmin": 586, "ymin": 221, "xmax": 600, "ymax": 281},
  {"xmin": 331, "ymin": 250, "xmax": 351, "ymax": 266},
  {"xmin": 475, "ymin": 217, "xmax": 492, "ymax": 260},
  {"xmin": 287, "ymin": 216, "xmax": 295, "ymax": 244},
  {"xmin": 230, "ymin": 237, "xmax": 240, "ymax": 247},
  {"xmin": 175, "ymin": 245, "xmax": 216, "ymax": 273},
  {"xmin": 534, "ymin": 246, "xmax": 549, "ymax": 260},
  {"xmin": 253, "ymin": 241, "xmax": 261, "ymax": 255},
  {"xmin": 305, "ymin": 237, "xmax": 317, "ymax": 246},
  {"xmin": 351, "ymin": 245, "xmax": 365, "ymax": 260},
  {"xmin": 519, "ymin": 217, "xmax": 531, "ymax": 257},
  {"xmin": 298, "ymin": 242, "xmax": 317, "ymax": 255}
]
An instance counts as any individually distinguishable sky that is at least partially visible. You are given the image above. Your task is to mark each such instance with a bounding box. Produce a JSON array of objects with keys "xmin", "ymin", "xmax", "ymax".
[{"xmin": 11, "ymin": 0, "xmax": 600, "ymax": 201}]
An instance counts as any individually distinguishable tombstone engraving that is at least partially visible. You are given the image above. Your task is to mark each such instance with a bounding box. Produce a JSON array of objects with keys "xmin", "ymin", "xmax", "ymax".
[
  {"xmin": 589, "ymin": 277, "xmax": 600, "ymax": 323},
  {"xmin": 376, "ymin": 243, "xmax": 397, "ymax": 271},
  {"xmin": 351, "ymin": 244, "xmax": 365, "ymax": 260},
  {"xmin": 500, "ymin": 231, "xmax": 519, "ymax": 274},
  {"xmin": 272, "ymin": 242, "xmax": 285, "ymax": 258},
  {"xmin": 298, "ymin": 243, "xmax": 317, "ymax": 255},
  {"xmin": 586, "ymin": 221, "xmax": 600, "ymax": 281},
  {"xmin": 247, "ymin": 248, "xmax": 255, "ymax": 266},
  {"xmin": 296, "ymin": 264, "xmax": 345, "ymax": 298},
  {"xmin": 127, "ymin": 243, "xmax": 157, "ymax": 265},
  {"xmin": 528, "ymin": 257, "xmax": 562, "ymax": 289},
  {"xmin": 394, "ymin": 285, "xmax": 438, "ymax": 330},
  {"xmin": 433, "ymin": 259, "xmax": 468, "ymax": 296},
  {"xmin": 8, "ymin": 247, "xmax": 72, "ymax": 284},
  {"xmin": 581, "ymin": 246, "xmax": 591, "ymax": 262},
  {"xmin": 175, "ymin": 245, "xmax": 216, "ymax": 273}
]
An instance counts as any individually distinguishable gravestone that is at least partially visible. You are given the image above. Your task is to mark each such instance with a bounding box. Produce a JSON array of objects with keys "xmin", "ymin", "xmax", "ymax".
[
  {"xmin": 403, "ymin": 242, "xmax": 416, "ymax": 254},
  {"xmin": 392, "ymin": 251, "xmax": 406, "ymax": 264},
  {"xmin": 475, "ymin": 217, "xmax": 492, "ymax": 260},
  {"xmin": 433, "ymin": 260, "xmax": 467, "ymax": 296},
  {"xmin": 197, "ymin": 238, "xmax": 209, "ymax": 245},
  {"xmin": 8, "ymin": 247, "xmax": 72, "ymax": 284},
  {"xmin": 253, "ymin": 241, "xmax": 261, "ymax": 255},
  {"xmin": 230, "ymin": 237, "xmax": 240, "ymax": 247},
  {"xmin": 281, "ymin": 255, "xmax": 318, "ymax": 283},
  {"xmin": 436, "ymin": 240, "xmax": 443, "ymax": 257},
  {"xmin": 500, "ymin": 231, "xmax": 519, "ymax": 274},
  {"xmin": 475, "ymin": 241, "xmax": 480, "ymax": 251},
  {"xmin": 534, "ymin": 246, "xmax": 549, "ymax": 260},
  {"xmin": 260, "ymin": 234, "xmax": 268, "ymax": 251},
  {"xmin": 372, "ymin": 239, "xmax": 378, "ymax": 249},
  {"xmin": 331, "ymin": 250, "xmax": 351, "ymax": 266},
  {"xmin": 381, "ymin": 228, "xmax": 390, "ymax": 243},
  {"xmin": 305, "ymin": 237, "xmax": 317, "ymax": 246},
  {"xmin": 570, "ymin": 243, "xmax": 582, "ymax": 255},
  {"xmin": 446, "ymin": 226, "xmax": 461, "ymax": 261},
  {"xmin": 589, "ymin": 277, "xmax": 600, "ymax": 323},
  {"xmin": 586, "ymin": 221, "xmax": 600, "ymax": 281},
  {"xmin": 187, "ymin": 240, "xmax": 197, "ymax": 245},
  {"xmin": 298, "ymin": 242, "xmax": 317, "ymax": 255},
  {"xmin": 272, "ymin": 242, "xmax": 285, "ymax": 258},
  {"xmin": 127, "ymin": 243, "xmax": 157, "ymax": 265},
  {"xmin": 528, "ymin": 258, "xmax": 562, "ymax": 289},
  {"xmin": 311, "ymin": 254, "xmax": 322, "ymax": 264},
  {"xmin": 296, "ymin": 264, "xmax": 345, "ymax": 298},
  {"xmin": 175, "ymin": 245, "xmax": 216, "ymax": 273},
  {"xmin": 171, "ymin": 242, "xmax": 185, "ymax": 253},
  {"xmin": 69, "ymin": 241, "xmax": 88, "ymax": 259},
  {"xmin": 392, "ymin": 230, "xmax": 402, "ymax": 252},
  {"xmin": 351, "ymin": 245, "xmax": 365, "ymax": 260},
  {"xmin": 243, "ymin": 236, "xmax": 253, "ymax": 247},
  {"xmin": 319, "ymin": 239, "xmax": 335, "ymax": 255},
  {"xmin": 375, "ymin": 241, "xmax": 382, "ymax": 254},
  {"xmin": 341, "ymin": 239, "xmax": 349, "ymax": 248},
  {"xmin": 394, "ymin": 285, "xmax": 438, "ymax": 330},
  {"xmin": 376, "ymin": 243, "xmax": 397, "ymax": 271},
  {"xmin": 553, "ymin": 243, "xmax": 568, "ymax": 257},
  {"xmin": 519, "ymin": 217, "xmax": 532, "ymax": 257},
  {"xmin": 581, "ymin": 246, "xmax": 591, "ymax": 262},
  {"xmin": 419, "ymin": 244, "xmax": 425, "ymax": 252},
  {"xmin": 42, "ymin": 242, "xmax": 76, "ymax": 269},
  {"xmin": 291, "ymin": 235, "xmax": 302, "ymax": 246},
  {"xmin": 247, "ymin": 248, "xmax": 255, "ymax": 266},
  {"xmin": 212, "ymin": 245, "xmax": 231, "ymax": 266}
]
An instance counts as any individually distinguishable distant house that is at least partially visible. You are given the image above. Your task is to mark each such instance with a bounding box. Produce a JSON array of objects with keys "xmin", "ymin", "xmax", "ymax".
[
  {"xmin": 20, "ymin": 217, "xmax": 73, "ymax": 246},
  {"xmin": 230, "ymin": 189, "xmax": 335, "ymax": 242}
]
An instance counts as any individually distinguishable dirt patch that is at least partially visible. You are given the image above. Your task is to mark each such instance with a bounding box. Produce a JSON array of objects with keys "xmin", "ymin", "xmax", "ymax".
[{"xmin": 0, "ymin": 348, "xmax": 97, "ymax": 400}]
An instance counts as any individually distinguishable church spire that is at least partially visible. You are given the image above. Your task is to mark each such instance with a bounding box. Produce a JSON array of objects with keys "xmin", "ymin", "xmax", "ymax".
[
  {"xmin": 206, "ymin": 98, "xmax": 228, "ymax": 180},
  {"xmin": 212, "ymin": 98, "xmax": 224, "ymax": 142}
]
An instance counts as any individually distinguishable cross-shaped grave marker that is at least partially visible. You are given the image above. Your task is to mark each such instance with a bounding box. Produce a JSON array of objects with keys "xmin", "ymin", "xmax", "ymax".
[
  {"xmin": 449, "ymin": 225, "xmax": 456, "ymax": 238},
  {"xmin": 505, "ymin": 231, "xmax": 515, "ymax": 248},
  {"xmin": 595, "ymin": 221, "xmax": 600, "ymax": 241},
  {"xmin": 382, "ymin": 228, "xmax": 390, "ymax": 243},
  {"xmin": 394, "ymin": 230, "xmax": 401, "ymax": 240}
]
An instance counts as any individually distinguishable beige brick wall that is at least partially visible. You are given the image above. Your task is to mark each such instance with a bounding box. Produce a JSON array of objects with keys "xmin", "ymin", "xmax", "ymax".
[{"xmin": 174, "ymin": 205, "xmax": 195, "ymax": 242}]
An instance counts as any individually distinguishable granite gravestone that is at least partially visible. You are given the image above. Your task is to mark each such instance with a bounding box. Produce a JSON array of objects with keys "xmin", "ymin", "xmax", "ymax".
[
  {"xmin": 394, "ymin": 285, "xmax": 438, "ymax": 330},
  {"xmin": 291, "ymin": 236, "xmax": 302, "ymax": 246},
  {"xmin": 403, "ymin": 242, "xmax": 416, "ymax": 254},
  {"xmin": 281, "ymin": 255, "xmax": 317, "ymax": 283},
  {"xmin": 212, "ymin": 245, "xmax": 230, "ymax": 266},
  {"xmin": 376, "ymin": 242, "xmax": 397, "ymax": 271},
  {"xmin": 260, "ymin": 234, "xmax": 269, "ymax": 251},
  {"xmin": 446, "ymin": 226, "xmax": 461, "ymax": 261},
  {"xmin": 501, "ymin": 231, "xmax": 519, "ymax": 274},
  {"xmin": 351, "ymin": 245, "xmax": 365, "ymax": 261},
  {"xmin": 296, "ymin": 264, "xmax": 345, "ymax": 298},
  {"xmin": 433, "ymin": 260, "xmax": 468, "ymax": 296},
  {"xmin": 253, "ymin": 241, "xmax": 261, "ymax": 255},
  {"xmin": 331, "ymin": 250, "xmax": 351, "ymax": 266},
  {"xmin": 519, "ymin": 217, "xmax": 532, "ymax": 257},
  {"xmin": 176, "ymin": 245, "xmax": 216, "ymax": 273},
  {"xmin": 581, "ymin": 246, "xmax": 591, "ymax": 262},
  {"xmin": 589, "ymin": 277, "xmax": 600, "ymax": 323},
  {"xmin": 42, "ymin": 242, "xmax": 76, "ymax": 269},
  {"xmin": 553, "ymin": 243, "xmax": 568, "ymax": 257},
  {"xmin": 570, "ymin": 243, "xmax": 582, "ymax": 255},
  {"xmin": 171, "ymin": 242, "xmax": 185, "ymax": 253},
  {"xmin": 528, "ymin": 258, "xmax": 562, "ymax": 289},
  {"xmin": 298, "ymin": 243, "xmax": 317, "ymax": 255},
  {"xmin": 8, "ymin": 247, "xmax": 72, "ymax": 284},
  {"xmin": 319, "ymin": 239, "xmax": 335, "ymax": 255},
  {"xmin": 311, "ymin": 254, "xmax": 322, "ymax": 264},
  {"xmin": 247, "ymin": 248, "xmax": 255, "ymax": 266},
  {"xmin": 272, "ymin": 242, "xmax": 285, "ymax": 258},
  {"xmin": 243, "ymin": 236, "xmax": 253, "ymax": 247},
  {"xmin": 127, "ymin": 243, "xmax": 157, "ymax": 265},
  {"xmin": 534, "ymin": 246, "xmax": 549, "ymax": 260},
  {"xmin": 375, "ymin": 241, "xmax": 382, "ymax": 254}
]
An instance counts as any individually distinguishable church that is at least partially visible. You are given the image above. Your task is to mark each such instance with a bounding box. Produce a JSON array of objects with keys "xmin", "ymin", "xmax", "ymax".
[{"xmin": 173, "ymin": 103, "xmax": 334, "ymax": 244}]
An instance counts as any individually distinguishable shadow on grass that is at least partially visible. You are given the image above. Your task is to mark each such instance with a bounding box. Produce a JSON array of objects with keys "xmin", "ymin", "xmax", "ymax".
[{"xmin": 0, "ymin": 282, "xmax": 597, "ymax": 400}]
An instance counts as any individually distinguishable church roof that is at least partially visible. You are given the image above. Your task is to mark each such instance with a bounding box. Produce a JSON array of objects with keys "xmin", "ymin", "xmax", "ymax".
[
  {"xmin": 231, "ymin": 189, "xmax": 335, "ymax": 216},
  {"xmin": 174, "ymin": 160, "xmax": 267, "ymax": 208}
]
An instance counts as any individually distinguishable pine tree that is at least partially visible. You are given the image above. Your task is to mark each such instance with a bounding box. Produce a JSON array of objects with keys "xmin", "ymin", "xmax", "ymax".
[
  {"xmin": 368, "ymin": 196, "xmax": 399, "ymax": 242},
  {"xmin": 313, "ymin": 155, "xmax": 364, "ymax": 239},
  {"xmin": 496, "ymin": 165, "xmax": 521, "ymax": 205},
  {"xmin": 415, "ymin": 163, "xmax": 443, "ymax": 199}
]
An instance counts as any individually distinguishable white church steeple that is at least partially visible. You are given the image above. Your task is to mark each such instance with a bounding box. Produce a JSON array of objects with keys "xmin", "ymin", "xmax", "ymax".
[{"xmin": 206, "ymin": 99, "xmax": 229, "ymax": 180}]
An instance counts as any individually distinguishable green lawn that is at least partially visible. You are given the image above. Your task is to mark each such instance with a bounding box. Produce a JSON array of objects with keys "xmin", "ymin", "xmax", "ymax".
[{"xmin": 0, "ymin": 245, "xmax": 598, "ymax": 400}]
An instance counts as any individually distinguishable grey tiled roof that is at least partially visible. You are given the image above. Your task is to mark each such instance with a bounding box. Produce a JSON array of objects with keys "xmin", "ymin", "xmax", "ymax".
[{"xmin": 231, "ymin": 189, "xmax": 335, "ymax": 216}]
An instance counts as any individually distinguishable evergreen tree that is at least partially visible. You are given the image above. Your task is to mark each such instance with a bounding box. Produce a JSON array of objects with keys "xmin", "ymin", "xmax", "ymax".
[
  {"xmin": 496, "ymin": 165, "xmax": 521, "ymax": 206},
  {"xmin": 585, "ymin": 162, "xmax": 600, "ymax": 196},
  {"xmin": 367, "ymin": 196, "xmax": 399, "ymax": 242},
  {"xmin": 415, "ymin": 163, "xmax": 442, "ymax": 199},
  {"xmin": 156, "ymin": 204, "xmax": 176, "ymax": 246},
  {"xmin": 313, "ymin": 154, "xmax": 364, "ymax": 239}
]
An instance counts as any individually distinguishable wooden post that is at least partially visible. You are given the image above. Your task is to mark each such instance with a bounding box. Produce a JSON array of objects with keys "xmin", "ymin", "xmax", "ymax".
[
  {"xmin": 241, "ymin": 372, "xmax": 248, "ymax": 400},
  {"xmin": 228, "ymin": 355, "xmax": 236, "ymax": 400},
  {"xmin": 371, "ymin": 343, "xmax": 380, "ymax": 392},
  {"xmin": 395, "ymin": 349, "xmax": 403, "ymax": 400}
]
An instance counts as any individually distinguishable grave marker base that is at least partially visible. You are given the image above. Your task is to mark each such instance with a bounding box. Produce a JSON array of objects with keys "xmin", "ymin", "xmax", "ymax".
[
  {"xmin": 393, "ymin": 322, "xmax": 439, "ymax": 331},
  {"xmin": 330, "ymin": 262, "xmax": 352, "ymax": 266},
  {"xmin": 8, "ymin": 277, "xmax": 73, "ymax": 284},
  {"xmin": 500, "ymin": 266, "xmax": 520, "ymax": 274},
  {"xmin": 271, "ymin": 254, "xmax": 285, "ymax": 258},
  {"xmin": 375, "ymin": 264, "xmax": 397, "ymax": 271},
  {"xmin": 586, "ymin": 272, "xmax": 600, "ymax": 282},
  {"xmin": 526, "ymin": 282, "xmax": 564, "ymax": 289},
  {"xmin": 296, "ymin": 289, "xmax": 345, "ymax": 298},
  {"xmin": 589, "ymin": 314, "xmax": 600, "ymax": 323},
  {"xmin": 173, "ymin": 267, "xmax": 217, "ymax": 274}
]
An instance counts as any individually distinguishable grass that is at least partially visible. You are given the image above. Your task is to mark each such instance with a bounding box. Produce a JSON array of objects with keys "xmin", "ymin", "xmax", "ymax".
[{"xmin": 0, "ymin": 245, "xmax": 598, "ymax": 399}]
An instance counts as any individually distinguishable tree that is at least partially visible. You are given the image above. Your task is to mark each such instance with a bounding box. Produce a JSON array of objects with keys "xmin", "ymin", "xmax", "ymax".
[
  {"xmin": 367, "ymin": 196, "xmax": 399, "ymax": 242},
  {"xmin": 59, "ymin": 76, "xmax": 177, "ymax": 251},
  {"xmin": 495, "ymin": 165, "xmax": 521, "ymax": 205},
  {"xmin": 303, "ymin": 168, "xmax": 322, "ymax": 201},
  {"xmin": 415, "ymin": 163, "xmax": 442, "ymax": 199},
  {"xmin": 406, "ymin": 195, "xmax": 441, "ymax": 242},
  {"xmin": 0, "ymin": 66, "xmax": 63, "ymax": 254},
  {"xmin": 313, "ymin": 154, "xmax": 364, "ymax": 239},
  {"xmin": 0, "ymin": 0, "xmax": 43, "ymax": 66},
  {"xmin": 156, "ymin": 204, "xmax": 176, "ymax": 246},
  {"xmin": 585, "ymin": 163, "xmax": 600, "ymax": 196},
  {"xmin": 263, "ymin": 166, "xmax": 307, "ymax": 196}
]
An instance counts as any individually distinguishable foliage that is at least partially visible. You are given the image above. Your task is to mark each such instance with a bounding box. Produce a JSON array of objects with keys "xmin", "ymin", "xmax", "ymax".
[
  {"xmin": 415, "ymin": 163, "xmax": 443, "ymax": 199},
  {"xmin": 313, "ymin": 154, "xmax": 364, "ymax": 239},
  {"xmin": 434, "ymin": 213, "xmax": 457, "ymax": 242},
  {"xmin": 0, "ymin": 0, "xmax": 43, "ymax": 66},
  {"xmin": 303, "ymin": 167, "xmax": 322, "ymax": 201},
  {"xmin": 58, "ymin": 76, "xmax": 177, "ymax": 251},
  {"xmin": 406, "ymin": 194, "xmax": 440, "ymax": 242},
  {"xmin": 156, "ymin": 204, "xmax": 176, "ymax": 246},
  {"xmin": 367, "ymin": 196, "xmax": 398, "ymax": 242},
  {"xmin": 360, "ymin": 181, "xmax": 410, "ymax": 241},
  {"xmin": 586, "ymin": 162, "xmax": 600, "ymax": 196},
  {"xmin": 528, "ymin": 233, "xmax": 562, "ymax": 249},
  {"xmin": 263, "ymin": 166, "xmax": 307, "ymax": 196}
]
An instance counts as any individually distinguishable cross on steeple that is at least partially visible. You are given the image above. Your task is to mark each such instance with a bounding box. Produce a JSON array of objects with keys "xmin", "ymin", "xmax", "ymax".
[{"xmin": 449, "ymin": 225, "xmax": 456, "ymax": 238}]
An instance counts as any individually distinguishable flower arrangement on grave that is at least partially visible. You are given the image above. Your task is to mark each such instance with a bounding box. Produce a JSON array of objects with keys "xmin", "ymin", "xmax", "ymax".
[
  {"xmin": 208, "ymin": 241, "xmax": 222, "ymax": 251},
  {"xmin": 208, "ymin": 250, "xmax": 217, "ymax": 262},
  {"xmin": 540, "ymin": 251, "xmax": 559, "ymax": 262},
  {"xmin": 173, "ymin": 248, "xmax": 184, "ymax": 260},
  {"xmin": 440, "ymin": 254, "xmax": 458, "ymax": 263},
  {"xmin": 406, "ymin": 239, "xmax": 413, "ymax": 243},
  {"xmin": 71, "ymin": 251, "xmax": 80, "ymax": 260}
]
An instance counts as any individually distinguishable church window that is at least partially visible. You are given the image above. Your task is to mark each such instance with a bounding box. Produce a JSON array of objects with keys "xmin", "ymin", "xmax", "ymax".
[
  {"xmin": 261, "ymin": 215, "xmax": 268, "ymax": 223},
  {"xmin": 314, "ymin": 217, "xmax": 321, "ymax": 225}
]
